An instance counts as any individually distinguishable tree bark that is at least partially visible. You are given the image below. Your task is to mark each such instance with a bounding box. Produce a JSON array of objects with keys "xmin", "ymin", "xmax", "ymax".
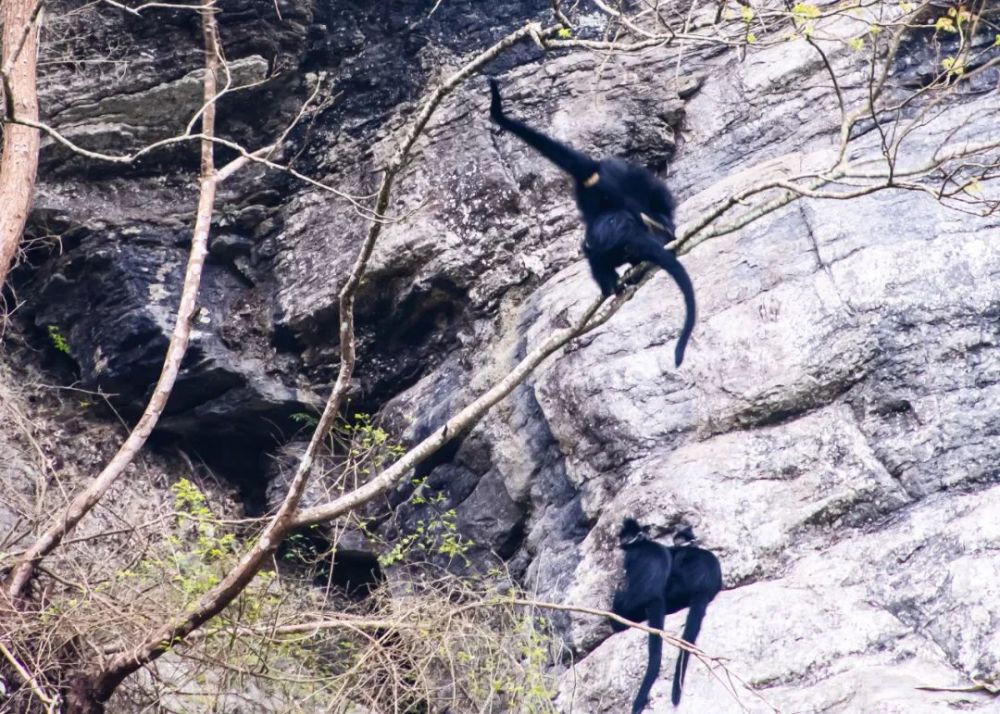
[{"xmin": 0, "ymin": 0, "xmax": 42, "ymax": 290}]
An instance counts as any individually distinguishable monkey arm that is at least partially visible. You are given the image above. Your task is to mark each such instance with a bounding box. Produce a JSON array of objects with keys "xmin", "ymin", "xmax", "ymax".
[
  {"xmin": 489, "ymin": 78, "xmax": 599, "ymax": 182},
  {"xmin": 644, "ymin": 183, "xmax": 677, "ymax": 239}
]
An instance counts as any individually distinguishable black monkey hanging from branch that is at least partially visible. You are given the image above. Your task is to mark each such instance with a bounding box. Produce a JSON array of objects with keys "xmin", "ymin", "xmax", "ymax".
[{"xmin": 488, "ymin": 79, "xmax": 696, "ymax": 366}]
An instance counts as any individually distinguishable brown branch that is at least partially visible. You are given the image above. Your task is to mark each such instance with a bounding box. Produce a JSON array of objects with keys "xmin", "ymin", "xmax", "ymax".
[
  {"xmin": 0, "ymin": 639, "xmax": 59, "ymax": 712},
  {"xmin": 4, "ymin": 119, "xmax": 388, "ymax": 221},
  {"xmin": 0, "ymin": 0, "xmax": 43, "ymax": 79},
  {"xmin": 290, "ymin": 295, "xmax": 605, "ymax": 529},
  {"xmin": 5, "ymin": 0, "xmax": 226, "ymax": 604},
  {"xmin": 81, "ymin": 21, "xmax": 560, "ymax": 705},
  {"xmin": 99, "ymin": 0, "xmax": 208, "ymax": 15},
  {"xmin": 550, "ymin": 0, "xmax": 573, "ymax": 29},
  {"xmin": 505, "ymin": 597, "xmax": 778, "ymax": 712},
  {"xmin": 0, "ymin": 0, "xmax": 43, "ymax": 290}
]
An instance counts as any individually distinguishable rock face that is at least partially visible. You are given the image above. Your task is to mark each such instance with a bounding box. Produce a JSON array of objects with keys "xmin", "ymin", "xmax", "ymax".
[{"xmin": 10, "ymin": 0, "xmax": 1000, "ymax": 712}]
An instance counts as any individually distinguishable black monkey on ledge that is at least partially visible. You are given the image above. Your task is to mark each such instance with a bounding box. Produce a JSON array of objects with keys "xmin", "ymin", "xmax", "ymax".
[
  {"xmin": 612, "ymin": 518, "xmax": 673, "ymax": 714},
  {"xmin": 612, "ymin": 519, "xmax": 723, "ymax": 710},
  {"xmin": 488, "ymin": 79, "xmax": 696, "ymax": 366}
]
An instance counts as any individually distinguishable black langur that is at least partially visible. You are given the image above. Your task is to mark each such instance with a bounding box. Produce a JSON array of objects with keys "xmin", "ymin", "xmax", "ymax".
[
  {"xmin": 611, "ymin": 521, "xmax": 723, "ymax": 710},
  {"xmin": 663, "ymin": 524, "xmax": 723, "ymax": 706},
  {"xmin": 488, "ymin": 79, "xmax": 696, "ymax": 366},
  {"xmin": 672, "ymin": 525, "xmax": 698, "ymax": 547},
  {"xmin": 611, "ymin": 518, "xmax": 673, "ymax": 714}
]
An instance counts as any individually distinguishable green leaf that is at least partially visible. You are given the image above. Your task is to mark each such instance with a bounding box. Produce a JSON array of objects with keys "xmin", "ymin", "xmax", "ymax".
[
  {"xmin": 792, "ymin": 3, "xmax": 820, "ymax": 19},
  {"xmin": 934, "ymin": 16, "xmax": 956, "ymax": 32},
  {"xmin": 941, "ymin": 56, "xmax": 965, "ymax": 75}
]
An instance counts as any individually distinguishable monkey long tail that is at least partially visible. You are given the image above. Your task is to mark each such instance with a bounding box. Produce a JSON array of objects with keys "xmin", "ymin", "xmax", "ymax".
[
  {"xmin": 632, "ymin": 600, "xmax": 666, "ymax": 714},
  {"xmin": 671, "ymin": 600, "xmax": 708, "ymax": 706},
  {"xmin": 646, "ymin": 246, "xmax": 697, "ymax": 367},
  {"xmin": 488, "ymin": 79, "xmax": 600, "ymax": 183}
]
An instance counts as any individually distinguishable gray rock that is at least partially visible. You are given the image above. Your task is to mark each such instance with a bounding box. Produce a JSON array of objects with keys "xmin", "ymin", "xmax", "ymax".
[{"xmin": 12, "ymin": 0, "xmax": 1000, "ymax": 711}]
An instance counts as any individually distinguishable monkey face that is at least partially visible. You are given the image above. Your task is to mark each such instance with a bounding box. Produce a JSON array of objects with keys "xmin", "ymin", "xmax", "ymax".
[{"xmin": 618, "ymin": 518, "xmax": 648, "ymax": 547}]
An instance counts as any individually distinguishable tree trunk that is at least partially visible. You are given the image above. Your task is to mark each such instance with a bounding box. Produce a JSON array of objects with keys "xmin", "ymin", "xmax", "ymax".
[
  {"xmin": 64, "ymin": 674, "xmax": 106, "ymax": 714},
  {"xmin": 0, "ymin": 0, "xmax": 41, "ymax": 290}
]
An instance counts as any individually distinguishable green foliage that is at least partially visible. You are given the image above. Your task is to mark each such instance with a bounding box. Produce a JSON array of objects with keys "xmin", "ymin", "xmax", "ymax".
[
  {"xmin": 941, "ymin": 55, "xmax": 965, "ymax": 76},
  {"xmin": 378, "ymin": 506, "xmax": 472, "ymax": 567},
  {"xmin": 290, "ymin": 411, "xmax": 319, "ymax": 426},
  {"xmin": 557, "ymin": 27, "xmax": 572, "ymax": 39},
  {"xmin": 934, "ymin": 15, "xmax": 957, "ymax": 33},
  {"xmin": 47, "ymin": 324, "xmax": 71, "ymax": 354},
  {"xmin": 346, "ymin": 412, "xmax": 404, "ymax": 457},
  {"xmin": 443, "ymin": 603, "xmax": 557, "ymax": 712},
  {"xmin": 161, "ymin": 479, "xmax": 240, "ymax": 597},
  {"xmin": 323, "ymin": 575, "xmax": 559, "ymax": 713},
  {"xmin": 935, "ymin": 6, "xmax": 973, "ymax": 34},
  {"xmin": 341, "ymin": 412, "xmax": 406, "ymax": 478},
  {"xmin": 791, "ymin": 3, "xmax": 820, "ymax": 20},
  {"xmin": 104, "ymin": 477, "xmax": 330, "ymax": 706}
]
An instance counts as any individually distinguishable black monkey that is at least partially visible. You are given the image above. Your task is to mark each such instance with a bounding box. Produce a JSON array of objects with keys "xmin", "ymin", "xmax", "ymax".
[
  {"xmin": 611, "ymin": 518, "xmax": 673, "ymax": 714},
  {"xmin": 664, "ymin": 524, "xmax": 722, "ymax": 706},
  {"xmin": 672, "ymin": 525, "xmax": 697, "ymax": 547},
  {"xmin": 611, "ymin": 521, "xmax": 722, "ymax": 710},
  {"xmin": 488, "ymin": 79, "xmax": 696, "ymax": 366}
]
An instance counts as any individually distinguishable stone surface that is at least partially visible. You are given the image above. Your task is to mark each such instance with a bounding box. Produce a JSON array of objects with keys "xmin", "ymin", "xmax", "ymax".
[{"xmin": 7, "ymin": 0, "xmax": 1000, "ymax": 711}]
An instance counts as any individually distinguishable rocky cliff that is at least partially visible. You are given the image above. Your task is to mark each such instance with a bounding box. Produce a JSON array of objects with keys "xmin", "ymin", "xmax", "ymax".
[{"xmin": 4, "ymin": 0, "xmax": 1000, "ymax": 711}]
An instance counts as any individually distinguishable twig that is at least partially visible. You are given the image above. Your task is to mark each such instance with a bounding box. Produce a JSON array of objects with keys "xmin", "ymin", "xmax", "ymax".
[
  {"xmin": 6, "ymin": 0, "xmax": 228, "ymax": 604},
  {"xmin": 0, "ymin": 640, "xmax": 60, "ymax": 713}
]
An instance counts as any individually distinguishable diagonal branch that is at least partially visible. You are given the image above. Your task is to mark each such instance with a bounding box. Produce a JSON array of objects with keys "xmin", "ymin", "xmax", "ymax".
[
  {"xmin": 5, "ymin": 0, "xmax": 239, "ymax": 604},
  {"xmin": 80, "ymin": 21, "xmax": 561, "ymax": 706}
]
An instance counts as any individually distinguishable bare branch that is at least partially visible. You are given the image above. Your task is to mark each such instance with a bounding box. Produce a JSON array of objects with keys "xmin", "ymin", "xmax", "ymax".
[
  {"xmin": 6, "ymin": 0, "xmax": 225, "ymax": 604},
  {"xmin": 81, "ymin": 22, "xmax": 564, "ymax": 704},
  {"xmin": 0, "ymin": 639, "xmax": 59, "ymax": 712},
  {"xmin": 99, "ymin": 0, "xmax": 209, "ymax": 15}
]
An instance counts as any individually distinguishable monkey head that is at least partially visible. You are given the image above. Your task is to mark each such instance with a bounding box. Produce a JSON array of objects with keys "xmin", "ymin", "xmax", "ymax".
[
  {"xmin": 618, "ymin": 518, "xmax": 649, "ymax": 548},
  {"xmin": 673, "ymin": 525, "xmax": 697, "ymax": 547}
]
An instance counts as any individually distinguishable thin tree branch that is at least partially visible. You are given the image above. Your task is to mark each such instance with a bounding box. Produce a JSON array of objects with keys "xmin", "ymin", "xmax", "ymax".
[
  {"xmin": 82, "ymin": 22, "xmax": 563, "ymax": 704},
  {"xmin": 5, "ymin": 0, "xmax": 225, "ymax": 604},
  {"xmin": 0, "ymin": 639, "xmax": 59, "ymax": 713}
]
